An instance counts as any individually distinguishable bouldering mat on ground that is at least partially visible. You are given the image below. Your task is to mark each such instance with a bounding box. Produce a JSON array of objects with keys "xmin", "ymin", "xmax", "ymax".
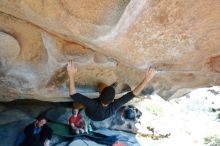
[
  {"xmin": 47, "ymin": 122, "xmax": 115, "ymax": 139},
  {"xmin": 47, "ymin": 121, "xmax": 74, "ymax": 137},
  {"xmin": 47, "ymin": 122, "xmax": 119, "ymax": 145}
]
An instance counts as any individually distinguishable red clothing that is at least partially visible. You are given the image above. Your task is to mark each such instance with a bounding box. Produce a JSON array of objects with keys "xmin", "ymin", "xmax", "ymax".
[{"xmin": 69, "ymin": 114, "xmax": 83, "ymax": 128}]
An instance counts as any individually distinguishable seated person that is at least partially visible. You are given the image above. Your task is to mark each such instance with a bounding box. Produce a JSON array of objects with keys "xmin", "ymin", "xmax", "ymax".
[
  {"xmin": 69, "ymin": 108, "xmax": 87, "ymax": 134},
  {"xmin": 16, "ymin": 115, "xmax": 52, "ymax": 146}
]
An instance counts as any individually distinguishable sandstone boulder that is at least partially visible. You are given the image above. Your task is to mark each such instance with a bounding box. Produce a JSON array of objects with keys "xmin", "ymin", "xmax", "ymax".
[{"xmin": 0, "ymin": 0, "xmax": 219, "ymax": 101}]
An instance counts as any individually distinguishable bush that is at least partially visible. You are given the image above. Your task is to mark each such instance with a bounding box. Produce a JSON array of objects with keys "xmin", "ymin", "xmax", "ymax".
[
  {"xmin": 217, "ymin": 113, "xmax": 220, "ymax": 121},
  {"xmin": 204, "ymin": 135, "xmax": 220, "ymax": 146}
]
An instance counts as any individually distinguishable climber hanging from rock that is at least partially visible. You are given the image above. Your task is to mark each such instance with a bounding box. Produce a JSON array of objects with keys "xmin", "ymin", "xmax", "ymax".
[{"xmin": 66, "ymin": 60, "xmax": 156, "ymax": 129}]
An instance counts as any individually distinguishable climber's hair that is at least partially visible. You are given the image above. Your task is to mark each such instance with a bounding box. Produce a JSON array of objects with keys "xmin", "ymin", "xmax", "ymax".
[
  {"xmin": 99, "ymin": 86, "xmax": 115, "ymax": 105},
  {"xmin": 36, "ymin": 115, "xmax": 47, "ymax": 121}
]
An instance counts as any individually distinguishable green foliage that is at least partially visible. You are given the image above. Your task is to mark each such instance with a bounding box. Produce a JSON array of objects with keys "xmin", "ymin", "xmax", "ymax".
[
  {"xmin": 217, "ymin": 113, "xmax": 220, "ymax": 120},
  {"xmin": 204, "ymin": 135, "xmax": 220, "ymax": 146}
]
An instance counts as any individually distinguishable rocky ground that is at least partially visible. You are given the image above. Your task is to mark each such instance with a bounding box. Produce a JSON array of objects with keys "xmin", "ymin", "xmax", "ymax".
[{"xmin": 0, "ymin": 86, "xmax": 220, "ymax": 146}]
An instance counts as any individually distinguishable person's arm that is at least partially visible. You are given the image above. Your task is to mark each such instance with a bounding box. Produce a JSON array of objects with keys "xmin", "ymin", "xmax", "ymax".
[
  {"xmin": 112, "ymin": 67, "xmax": 156, "ymax": 109},
  {"xmin": 67, "ymin": 60, "xmax": 77, "ymax": 95},
  {"xmin": 44, "ymin": 140, "xmax": 50, "ymax": 146},
  {"xmin": 24, "ymin": 123, "xmax": 34, "ymax": 139},
  {"xmin": 112, "ymin": 91, "xmax": 135, "ymax": 110},
  {"xmin": 67, "ymin": 60, "xmax": 97, "ymax": 109},
  {"xmin": 70, "ymin": 93, "xmax": 97, "ymax": 109},
  {"xmin": 70, "ymin": 123, "xmax": 77, "ymax": 130},
  {"xmin": 132, "ymin": 67, "xmax": 156, "ymax": 96},
  {"xmin": 41, "ymin": 125, "xmax": 53, "ymax": 146},
  {"xmin": 44, "ymin": 125, "xmax": 53, "ymax": 140}
]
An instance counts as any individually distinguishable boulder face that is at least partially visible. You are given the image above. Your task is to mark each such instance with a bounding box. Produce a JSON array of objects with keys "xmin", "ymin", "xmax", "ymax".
[{"xmin": 0, "ymin": 0, "xmax": 220, "ymax": 101}]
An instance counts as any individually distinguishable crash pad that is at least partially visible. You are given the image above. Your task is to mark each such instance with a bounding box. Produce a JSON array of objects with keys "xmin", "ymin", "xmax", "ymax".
[{"xmin": 47, "ymin": 121, "xmax": 75, "ymax": 137}]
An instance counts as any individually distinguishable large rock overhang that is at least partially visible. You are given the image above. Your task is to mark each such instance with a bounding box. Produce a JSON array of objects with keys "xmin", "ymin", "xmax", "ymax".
[{"xmin": 0, "ymin": 0, "xmax": 220, "ymax": 101}]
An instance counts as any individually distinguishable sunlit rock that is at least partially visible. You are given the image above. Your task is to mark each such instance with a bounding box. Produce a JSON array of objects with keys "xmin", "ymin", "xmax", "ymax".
[{"xmin": 0, "ymin": 0, "xmax": 220, "ymax": 101}]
